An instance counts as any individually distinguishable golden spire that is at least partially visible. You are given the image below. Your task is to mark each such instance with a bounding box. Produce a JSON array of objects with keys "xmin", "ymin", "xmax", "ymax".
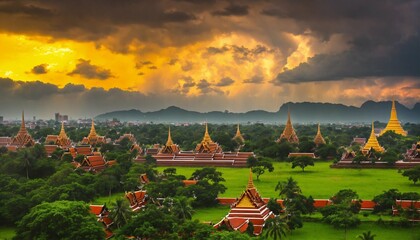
[
  {"xmin": 58, "ymin": 121, "xmax": 68, "ymax": 139},
  {"xmin": 19, "ymin": 110, "xmax": 27, "ymax": 133},
  {"xmin": 277, "ymin": 107, "xmax": 299, "ymax": 143},
  {"xmin": 88, "ymin": 119, "xmax": 97, "ymax": 138},
  {"xmin": 380, "ymin": 99, "xmax": 407, "ymax": 136},
  {"xmin": 233, "ymin": 124, "xmax": 245, "ymax": 142},
  {"xmin": 166, "ymin": 126, "xmax": 174, "ymax": 146},
  {"xmin": 363, "ymin": 121, "xmax": 384, "ymax": 153},
  {"xmin": 202, "ymin": 123, "xmax": 213, "ymax": 143},
  {"xmin": 314, "ymin": 123, "xmax": 326, "ymax": 146},
  {"xmin": 247, "ymin": 168, "xmax": 255, "ymax": 189}
]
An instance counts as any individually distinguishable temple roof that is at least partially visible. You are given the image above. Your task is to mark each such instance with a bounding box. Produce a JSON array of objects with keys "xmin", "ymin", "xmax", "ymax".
[
  {"xmin": 159, "ymin": 127, "xmax": 180, "ymax": 154},
  {"xmin": 314, "ymin": 123, "xmax": 326, "ymax": 146},
  {"xmin": 277, "ymin": 109, "xmax": 299, "ymax": 143},
  {"xmin": 362, "ymin": 122, "xmax": 384, "ymax": 154},
  {"xmin": 11, "ymin": 111, "xmax": 34, "ymax": 147},
  {"xmin": 380, "ymin": 100, "xmax": 407, "ymax": 136},
  {"xmin": 195, "ymin": 123, "xmax": 222, "ymax": 153}
]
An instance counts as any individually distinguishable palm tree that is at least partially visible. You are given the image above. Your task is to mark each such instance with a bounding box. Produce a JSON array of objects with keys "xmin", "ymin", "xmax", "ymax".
[
  {"xmin": 171, "ymin": 196, "xmax": 194, "ymax": 221},
  {"xmin": 110, "ymin": 198, "xmax": 132, "ymax": 228},
  {"xmin": 275, "ymin": 177, "xmax": 301, "ymax": 199},
  {"xmin": 19, "ymin": 148, "xmax": 34, "ymax": 179},
  {"xmin": 264, "ymin": 216, "xmax": 289, "ymax": 240},
  {"xmin": 357, "ymin": 231, "xmax": 376, "ymax": 240}
]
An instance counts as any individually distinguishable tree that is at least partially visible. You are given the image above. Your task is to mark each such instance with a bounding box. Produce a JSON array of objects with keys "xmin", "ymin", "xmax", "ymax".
[
  {"xmin": 14, "ymin": 201, "xmax": 104, "ymax": 240},
  {"xmin": 252, "ymin": 166, "xmax": 265, "ymax": 180},
  {"xmin": 291, "ymin": 156, "xmax": 314, "ymax": 172},
  {"xmin": 171, "ymin": 196, "xmax": 194, "ymax": 221},
  {"xmin": 263, "ymin": 216, "xmax": 289, "ymax": 240},
  {"xmin": 325, "ymin": 209, "xmax": 360, "ymax": 240},
  {"xmin": 372, "ymin": 189, "xmax": 401, "ymax": 213},
  {"xmin": 191, "ymin": 167, "xmax": 225, "ymax": 183},
  {"xmin": 18, "ymin": 148, "xmax": 34, "ymax": 179},
  {"xmin": 110, "ymin": 198, "xmax": 132, "ymax": 228},
  {"xmin": 402, "ymin": 166, "xmax": 420, "ymax": 184},
  {"xmin": 357, "ymin": 231, "xmax": 376, "ymax": 240},
  {"xmin": 163, "ymin": 167, "xmax": 177, "ymax": 176},
  {"xmin": 247, "ymin": 157, "xmax": 274, "ymax": 180},
  {"xmin": 275, "ymin": 177, "xmax": 301, "ymax": 199},
  {"xmin": 145, "ymin": 154, "xmax": 157, "ymax": 165},
  {"xmin": 267, "ymin": 198, "xmax": 282, "ymax": 215}
]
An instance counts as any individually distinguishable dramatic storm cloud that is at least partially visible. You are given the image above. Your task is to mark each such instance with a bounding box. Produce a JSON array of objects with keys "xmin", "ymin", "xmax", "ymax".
[{"xmin": 0, "ymin": 0, "xmax": 419, "ymax": 118}]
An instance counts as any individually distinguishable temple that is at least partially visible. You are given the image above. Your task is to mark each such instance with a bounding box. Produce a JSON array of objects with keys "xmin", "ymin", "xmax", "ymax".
[
  {"xmin": 195, "ymin": 123, "xmax": 222, "ymax": 153},
  {"xmin": 277, "ymin": 109, "xmax": 299, "ymax": 143},
  {"xmin": 10, "ymin": 111, "xmax": 35, "ymax": 148},
  {"xmin": 362, "ymin": 122, "xmax": 384, "ymax": 155},
  {"xmin": 159, "ymin": 127, "xmax": 180, "ymax": 154},
  {"xmin": 214, "ymin": 169, "xmax": 274, "ymax": 235},
  {"xmin": 81, "ymin": 119, "xmax": 106, "ymax": 145},
  {"xmin": 314, "ymin": 123, "xmax": 326, "ymax": 146},
  {"xmin": 380, "ymin": 100, "xmax": 407, "ymax": 136},
  {"xmin": 233, "ymin": 124, "xmax": 245, "ymax": 144},
  {"xmin": 45, "ymin": 122, "xmax": 72, "ymax": 149}
]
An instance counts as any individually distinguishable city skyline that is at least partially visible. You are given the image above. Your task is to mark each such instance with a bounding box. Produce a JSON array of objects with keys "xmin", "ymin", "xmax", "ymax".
[{"xmin": 1, "ymin": 1, "xmax": 420, "ymax": 118}]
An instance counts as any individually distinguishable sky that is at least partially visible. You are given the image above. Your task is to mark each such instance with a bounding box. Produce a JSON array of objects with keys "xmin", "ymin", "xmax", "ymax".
[{"xmin": 1, "ymin": 0, "xmax": 420, "ymax": 119}]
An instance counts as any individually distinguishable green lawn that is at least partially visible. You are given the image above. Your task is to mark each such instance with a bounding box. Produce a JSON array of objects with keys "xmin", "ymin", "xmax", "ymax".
[
  {"xmin": 158, "ymin": 161, "xmax": 419, "ymax": 199},
  {"xmin": 0, "ymin": 226, "xmax": 15, "ymax": 240},
  {"xmin": 93, "ymin": 192, "xmax": 125, "ymax": 205}
]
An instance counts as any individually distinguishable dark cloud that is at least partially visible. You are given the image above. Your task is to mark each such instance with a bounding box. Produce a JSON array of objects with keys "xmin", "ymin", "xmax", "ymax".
[
  {"xmin": 149, "ymin": 66, "xmax": 158, "ymax": 70},
  {"xmin": 136, "ymin": 61, "xmax": 153, "ymax": 69},
  {"xmin": 162, "ymin": 10, "xmax": 196, "ymax": 22},
  {"xmin": 60, "ymin": 83, "xmax": 86, "ymax": 94},
  {"xmin": 243, "ymin": 75, "xmax": 264, "ymax": 84},
  {"xmin": 216, "ymin": 77, "xmax": 234, "ymax": 86},
  {"xmin": 196, "ymin": 79, "xmax": 211, "ymax": 93},
  {"xmin": 168, "ymin": 58, "xmax": 178, "ymax": 65},
  {"xmin": 68, "ymin": 59, "xmax": 113, "ymax": 80},
  {"xmin": 31, "ymin": 64, "xmax": 48, "ymax": 74},
  {"xmin": 206, "ymin": 46, "xmax": 229, "ymax": 55},
  {"xmin": 212, "ymin": 4, "xmax": 249, "ymax": 16},
  {"xmin": 0, "ymin": 78, "xmax": 58, "ymax": 100},
  {"xmin": 273, "ymin": 34, "xmax": 420, "ymax": 84}
]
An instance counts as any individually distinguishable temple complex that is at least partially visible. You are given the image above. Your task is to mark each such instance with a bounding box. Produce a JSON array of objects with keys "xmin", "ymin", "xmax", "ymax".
[
  {"xmin": 195, "ymin": 123, "xmax": 222, "ymax": 153},
  {"xmin": 233, "ymin": 124, "xmax": 245, "ymax": 144},
  {"xmin": 116, "ymin": 133, "xmax": 136, "ymax": 144},
  {"xmin": 81, "ymin": 119, "xmax": 106, "ymax": 145},
  {"xmin": 314, "ymin": 123, "xmax": 326, "ymax": 146},
  {"xmin": 10, "ymin": 111, "xmax": 35, "ymax": 148},
  {"xmin": 214, "ymin": 169, "xmax": 274, "ymax": 235},
  {"xmin": 125, "ymin": 190, "xmax": 147, "ymax": 211},
  {"xmin": 362, "ymin": 122, "xmax": 384, "ymax": 154},
  {"xmin": 380, "ymin": 100, "xmax": 407, "ymax": 136},
  {"xmin": 159, "ymin": 127, "xmax": 180, "ymax": 154},
  {"xmin": 277, "ymin": 109, "xmax": 299, "ymax": 143}
]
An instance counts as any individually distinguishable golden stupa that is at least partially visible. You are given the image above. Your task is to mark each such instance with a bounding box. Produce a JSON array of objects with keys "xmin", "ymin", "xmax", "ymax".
[
  {"xmin": 277, "ymin": 109, "xmax": 299, "ymax": 143},
  {"xmin": 314, "ymin": 123, "xmax": 326, "ymax": 146},
  {"xmin": 233, "ymin": 124, "xmax": 245, "ymax": 143},
  {"xmin": 159, "ymin": 127, "xmax": 180, "ymax": 154},
  {"xmin": 380, "ymin": 100, "xmax": 407, "ymax": 136},
  {"xmin": 362, "ymin": 122, "xmax": 384, "ymax": 154},
  {"xmin": 195, "ymin": 123, "xmax": 222, "ymax": 153},
  {"xmin": 57, "ymin": 121, "xmax": 72, "ymax": 148}
]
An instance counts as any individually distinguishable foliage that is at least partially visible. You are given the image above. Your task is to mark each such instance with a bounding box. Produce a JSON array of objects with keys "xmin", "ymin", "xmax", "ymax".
[
  {"xmin": 110, "ymin": 198, "xmax": 132, "ymax": 228},
  {"xmin": 402, "ymin": 166, "xmax": 420, "ymax": 184},
  {"xmin": 290, "ymin": 156, "xmax": 315, "ymax": 172},
  {"xmin": 14, "ymin": 200, "xmax": 104, "ymax": 240},
  {"xmin": 264, "ymin": 216, "xmax": 289, "ymax": 240},
  {"xmin": 267, "ymin": 198, "xmax": 282, "ymax": 215}
]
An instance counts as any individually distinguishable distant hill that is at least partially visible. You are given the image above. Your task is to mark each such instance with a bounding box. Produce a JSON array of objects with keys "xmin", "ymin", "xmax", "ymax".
[{"xmin": 96, "ymin": 101, "xmax": 420, "ymax": 123}]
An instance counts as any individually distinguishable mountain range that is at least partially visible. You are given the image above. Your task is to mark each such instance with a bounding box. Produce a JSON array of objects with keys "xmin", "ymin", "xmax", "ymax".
[{"xmin": 95, "ymin": 101, "xmax": 420, "ymax": 124}]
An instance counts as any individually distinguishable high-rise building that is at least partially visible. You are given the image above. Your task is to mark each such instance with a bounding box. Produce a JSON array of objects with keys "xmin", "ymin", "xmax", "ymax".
[{"xmin": 55, "ymin": 113, "xmax": 69, "ymax": 122}]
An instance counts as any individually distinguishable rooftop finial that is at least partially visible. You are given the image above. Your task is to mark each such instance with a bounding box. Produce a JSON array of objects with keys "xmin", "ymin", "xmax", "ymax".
[{"xmin": 247, "ymin": 168, "xmax": 255, "ymax": 189}]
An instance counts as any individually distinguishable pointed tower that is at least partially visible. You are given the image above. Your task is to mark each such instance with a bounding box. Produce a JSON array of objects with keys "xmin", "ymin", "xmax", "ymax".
[
  {"xmin": 380, "ymin": 100, "xmax": 407, "ymax": 136},
  {"xmin": 57, "ymin": 122, "xmax": 72, "ymax": 148},
  {"xmin": 82, "ymin": 119, "xmax": 105, "ymax": 145},
  {"xmin": 233, "ymin": 124, "xmax": 245, "ymax": 143},
  {"xmin": 214, "ymin": 168, "xmax": 274, "ymax": 235},
  {"xmin": 277, "ymin": 108, "xmax": 299, "ymax": 143},
  {"xmin": 160, "ymin": 126, "xmax": 180, "ymax": 154},
  {"xmin": 195, "ymin": 123, "xmax": 222, "ymax": 153},
  {"xmin": 11, "ymin": 111, "xmax": 35, "ymax": 147},
  {"xmin": 362, "ymin": 122, "xmax": 384, "ymax": 154},
  {"xmin": 314, "ymin": 123, "xmax": 326, "ymax": 146}
]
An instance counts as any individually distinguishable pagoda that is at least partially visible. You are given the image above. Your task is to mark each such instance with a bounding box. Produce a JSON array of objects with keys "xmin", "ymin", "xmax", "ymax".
[
  {"xmin": 159, "ymin": 127, "xmax": 180, "ymax": 154},
  {"xmin": 233, "ymin": 124, "xmax": 245, "ymax": 144},
  {"xmin": 81, "ymin": 119, "xmax": 105, "ymax": 145},
  {"xmin": 314, "ymin": 123, "xmax": 326, "ymax": 146},
  {"xmin": 380, "ymin": 100, "xmax": 407, "ymax": 136},
  {"xmin": 57, "ymin": 122, "xmax": 72, "ymax": 148},
  {"xmin": 214, "ymin": 169, "xmax": 274, "ymax": 235},
  {"xmin": 11, "ymin": 111, "xmax": 34, "ymax": 147},
  {"xmin": 195, "ymin": 123, "xmax": 222, "ymax": 153},
  {"xmin": 362, "ymin": 122, "xmax": 384, "ymax": 155},
  {"xmin": 277, "ymin": 109, "xmax": 299, "ymax": 143}
]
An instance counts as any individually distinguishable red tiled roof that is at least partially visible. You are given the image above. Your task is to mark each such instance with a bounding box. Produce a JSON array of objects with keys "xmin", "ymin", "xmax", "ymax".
[
  {"xmin": 288, "ymin": 153, "xmax": 316, "ymax": 158},
  {"xmin": 90, "ymin": 205, "xmax": 105, "ymax": 216},
  {"xmin": 182, "ymin": 180, "xmax": 198, "ymax": 186}
]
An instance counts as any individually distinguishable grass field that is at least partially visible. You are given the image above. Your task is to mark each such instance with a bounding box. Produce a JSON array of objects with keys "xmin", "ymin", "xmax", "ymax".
[
  {"xmin": 0, "ymin": 226, "xmax": 15, "ymax": 240},
  {"xmin": 158, "ymin": 161, "xmax": 419, "ymax": 199}
]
